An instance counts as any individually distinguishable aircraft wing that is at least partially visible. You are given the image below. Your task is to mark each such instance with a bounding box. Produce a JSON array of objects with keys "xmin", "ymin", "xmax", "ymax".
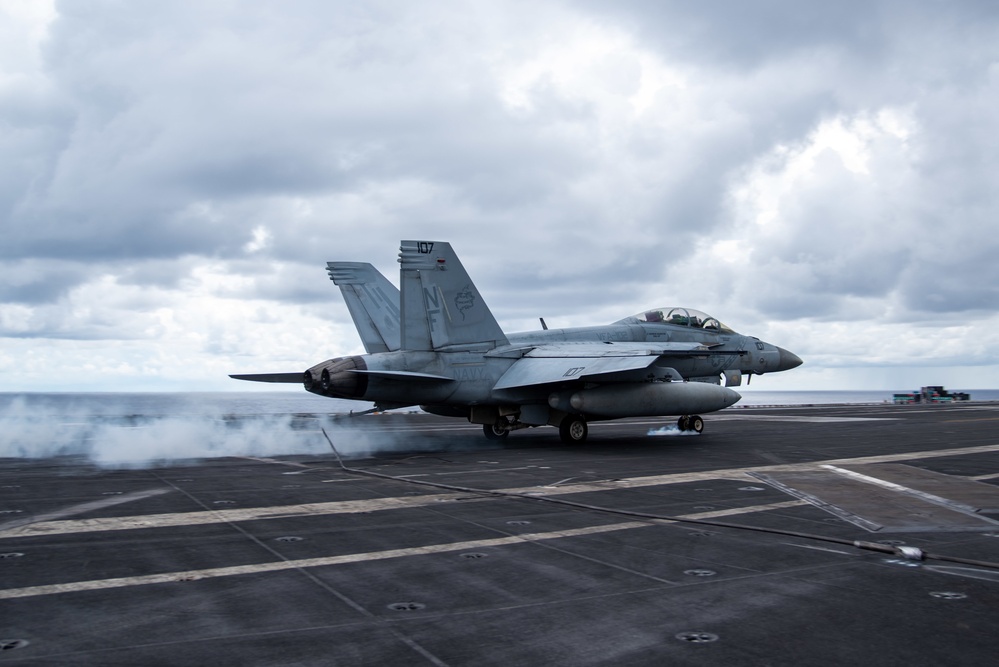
[
  {"xmin": 492, "ymin": 342, "xmax": 744, "ymax": 391},
  {"xmin": 493, "ymin": 355, "xmax": 656, "ymax": 390},
  {"xmin": 518, "ymin": 342, "xmax": 719, "ymax": 358}
]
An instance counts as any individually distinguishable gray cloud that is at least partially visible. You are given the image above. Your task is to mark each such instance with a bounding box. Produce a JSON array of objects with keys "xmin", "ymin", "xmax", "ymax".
[{"xmin": 2, "ymin": 0, "xmax": 999, "ymax": 389}]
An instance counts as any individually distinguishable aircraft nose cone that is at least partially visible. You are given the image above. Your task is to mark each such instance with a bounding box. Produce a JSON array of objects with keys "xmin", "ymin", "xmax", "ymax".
[{"xmin": 776, "ymin": 347, "xmax": 803, "ymax": 372}]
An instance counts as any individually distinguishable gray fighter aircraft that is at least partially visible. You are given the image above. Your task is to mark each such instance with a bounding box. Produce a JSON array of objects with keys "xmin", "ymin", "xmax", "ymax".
[{"xmin": 231, "ymin": 241, "xmax": 802, "ymax": 442}]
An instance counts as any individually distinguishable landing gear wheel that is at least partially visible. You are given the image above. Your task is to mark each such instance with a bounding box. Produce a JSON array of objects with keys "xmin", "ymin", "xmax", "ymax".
[
  {"xmin": 483, "ymin": 423, "xmax": 509, "ymax": 440},
  {"xmin": 559, "ymin": 416, "xmax": 588, "ymax": 444},
  {"xmin": 689, "ymin": 415, "xmax": 704, "ymax": 433},
  {"xmin": 677, "ymin": 416, "xmax": 690, "ymax": 431}
]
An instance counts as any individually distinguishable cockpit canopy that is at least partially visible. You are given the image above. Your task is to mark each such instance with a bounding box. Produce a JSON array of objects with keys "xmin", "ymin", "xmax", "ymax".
[{"xmin": 615, "ymin": 307, "xmax": 737, "ymax": 334}]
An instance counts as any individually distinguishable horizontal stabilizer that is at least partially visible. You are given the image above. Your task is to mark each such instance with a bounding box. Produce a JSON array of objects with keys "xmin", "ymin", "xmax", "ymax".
[
  {"xmin": 350, "ymin": 369, "xmax": 455, "ymax": 382},
  {"xmin": 229, "ymin": 373, "xmax": 303, "ymax": 384}
]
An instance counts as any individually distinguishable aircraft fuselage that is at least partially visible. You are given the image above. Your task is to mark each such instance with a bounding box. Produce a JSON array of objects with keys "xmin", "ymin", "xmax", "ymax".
[{"xmin": 235, "ymin": 242, "xmax": 802, "ymax": 442}]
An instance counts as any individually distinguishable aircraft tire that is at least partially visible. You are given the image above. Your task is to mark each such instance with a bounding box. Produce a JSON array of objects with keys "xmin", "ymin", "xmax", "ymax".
[
  {"xmin": 559, "ymin": 416, "xmax": 588, "ymax": 444},
  {"xmin": 690, "ymin": 416, "xmax": 704, "ymax": 433},
  {"xmin": 483, "ymin": 423, "xmax": 509, "ymax": 440},
  {"xmin": 677, "ymin": 416, "xmax": 690, "ymax": 431}
]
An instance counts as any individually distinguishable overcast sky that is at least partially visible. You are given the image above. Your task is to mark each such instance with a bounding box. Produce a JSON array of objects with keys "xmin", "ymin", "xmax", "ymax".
[{"xmin": 2, "ymin": 0, "xmax": 998, "ymax": 393}]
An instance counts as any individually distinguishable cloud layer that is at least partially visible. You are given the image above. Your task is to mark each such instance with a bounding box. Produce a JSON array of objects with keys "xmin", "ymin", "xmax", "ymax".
[{"xmin": 2, "ymin": 0, "xmax": 998, "ymax": 391}]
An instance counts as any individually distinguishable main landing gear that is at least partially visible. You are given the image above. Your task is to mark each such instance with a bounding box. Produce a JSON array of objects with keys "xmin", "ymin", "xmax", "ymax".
[
  {"xmin": 483, "ymin": 416, "xmax": 589, "ymax": 443},
  {"xmin": 677, "ymin": 415, "xmax": 705, "ymax": 433},
  {"xmin": 559, "ymin": 415, "xmax": 588, "ymax": 444},
  {"xmin": 482, "ymin": 423, "xmax": 509, "ymax": 440}
]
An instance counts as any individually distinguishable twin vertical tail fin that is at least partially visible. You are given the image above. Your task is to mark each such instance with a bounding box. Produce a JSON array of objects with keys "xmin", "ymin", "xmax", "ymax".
[
  {"xmin": 398, "ymin": 240, "xmax": 509, "ymax": 350},
  {"xmin": 326, "ymin": 262, "xmax": 401, "ymax": 353}
]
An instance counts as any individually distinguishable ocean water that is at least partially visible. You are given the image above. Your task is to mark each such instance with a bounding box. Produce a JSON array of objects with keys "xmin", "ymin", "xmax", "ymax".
[
  {"xmin": 736, "ymin": 388, "xmax": 999, "ymax": 406},
  {"xmin": 2, "ymin": 389, "xmax": 995, "ymax": 465},
  {"xmin": 0, "ymin": 392, "xmax": 371, "ymax": 418},
  {"xmin": 6, "ymin": 388, "xmax": 995, "ymax": 417}
]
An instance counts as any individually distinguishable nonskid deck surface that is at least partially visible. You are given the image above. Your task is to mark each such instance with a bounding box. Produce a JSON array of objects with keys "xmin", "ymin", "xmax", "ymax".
[{"xmin": 2, "ymin": 403, "xmax": 999, "ymax": 665}]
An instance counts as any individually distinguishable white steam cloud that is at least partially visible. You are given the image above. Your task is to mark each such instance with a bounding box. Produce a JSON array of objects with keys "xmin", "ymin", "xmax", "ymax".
[
  {"xmin": 647, "ymin": 425, "xmax": 700, "ymax": 437},
  {"xmin": 0, "ymin": 395, "xmax": 420, "ymax": 468}
]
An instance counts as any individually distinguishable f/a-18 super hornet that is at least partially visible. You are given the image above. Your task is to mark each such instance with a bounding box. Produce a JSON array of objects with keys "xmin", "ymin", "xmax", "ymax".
[{"xmin": 231, "ymin": 241, "xmax": 802, "ymax": 442}]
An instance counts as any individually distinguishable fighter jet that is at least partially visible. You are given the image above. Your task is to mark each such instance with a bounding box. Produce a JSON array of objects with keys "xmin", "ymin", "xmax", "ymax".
[{"xmin": 231, "ymin": 241, "xmax": 802, "ymax": 442}]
